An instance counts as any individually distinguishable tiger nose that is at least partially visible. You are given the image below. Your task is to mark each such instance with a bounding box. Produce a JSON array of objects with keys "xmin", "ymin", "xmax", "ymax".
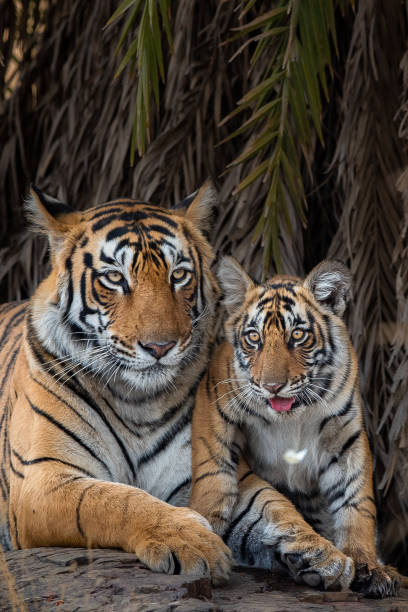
[
  {"xmin": 140, "ymin": 341, "xmax": 176, "ymax": 359},
  {"xmin": 263, "ymin": 383, "xmax": 285, "ymax": 394}
]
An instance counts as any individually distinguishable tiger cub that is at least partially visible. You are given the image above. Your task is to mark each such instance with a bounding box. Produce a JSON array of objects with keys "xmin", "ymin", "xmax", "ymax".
[{"xmin": 190, "ymin": 256, "xmax": 401, "ymax": 597}]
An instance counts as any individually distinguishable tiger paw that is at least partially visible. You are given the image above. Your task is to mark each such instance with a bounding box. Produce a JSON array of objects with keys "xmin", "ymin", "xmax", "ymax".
[
  {"xmin": 351, "ymin": 563, "xmax": 400, "ymax": 598},
  {"xmin": 280, "ymin": 541, "xmax": 354, "ymax": 591},
  {"xmin": 128, "ymin": 506, "xmax": 233, "ymax": 586}
]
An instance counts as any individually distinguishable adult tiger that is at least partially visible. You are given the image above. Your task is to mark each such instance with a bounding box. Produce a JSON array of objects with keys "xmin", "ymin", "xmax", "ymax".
[
  {"xmin": 0, "ymin": 185, "xmax": 356, "ymax": 589},
  {"xmin": 190, "ymin": 256, "xmax": 402, "ymax": 597},
  {"xmin": 0, "ymin": 183, "xmax": 233, "ymax": 583}
]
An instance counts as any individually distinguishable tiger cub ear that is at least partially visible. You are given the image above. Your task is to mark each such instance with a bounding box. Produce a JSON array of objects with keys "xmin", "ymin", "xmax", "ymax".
[
  {"xmin": 25, "ymin": 185, "xmax": 80, "ymax": 253},
  {"xmin": 304, "ymin": 260, "xmax": 352, "ymax": 316},
  {"xmin": 176, "ymin": 180, "xmax": 217, "ymax": 233},
  {"xmin": 217, "ymin": 256, "xmax": 254, "ymax": 311}
]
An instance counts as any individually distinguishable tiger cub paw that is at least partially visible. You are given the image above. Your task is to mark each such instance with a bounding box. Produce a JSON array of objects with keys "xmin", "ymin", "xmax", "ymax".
[
  {"xmin": 128, "ymin": 507, "xmax": 233, "ymax": 586},
  {"xmin": 351, "ymin": 563, "xmax": 401, "ymax": 598},
  {"xmin": 281, "ymin": 542, "xmax": 354, "ymax": 591}
]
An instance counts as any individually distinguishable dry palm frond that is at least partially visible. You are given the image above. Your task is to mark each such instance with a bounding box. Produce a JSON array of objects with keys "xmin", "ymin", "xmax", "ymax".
[{"xmin": 328, "ymin": 0, "xmax": 407, "ymax": 568}]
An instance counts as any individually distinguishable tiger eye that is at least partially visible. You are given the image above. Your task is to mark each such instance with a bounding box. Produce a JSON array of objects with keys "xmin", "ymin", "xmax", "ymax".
[
  {"xmin": 292, "ymin": 328, "xmax": 306, "ymax": 341},
  {"xmin": 105, "ymin": 271, "xmax": 124, "ymax": 284},
  {"xmin": 247, "ymin": 330, "xmax": 260, "ymax": 344},
  {"xmin": 171, "ymin": 268, "xmax": 189, "ymax": 282}
]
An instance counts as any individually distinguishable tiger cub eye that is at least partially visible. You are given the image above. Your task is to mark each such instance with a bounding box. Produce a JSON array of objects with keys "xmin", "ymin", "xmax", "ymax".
[
  {"xmin": 292, "ymin": 328, "xmax": 306, "ymax": 341},
  {"xmin": 105, "ymin": 271, "xmax": 124, "ymax": 284}
]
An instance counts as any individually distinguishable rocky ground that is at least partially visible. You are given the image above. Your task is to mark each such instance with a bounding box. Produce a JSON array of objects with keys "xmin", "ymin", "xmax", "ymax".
[{"xmin": 1, "ymin": 547, "xmax": 407, "ymax": 611}]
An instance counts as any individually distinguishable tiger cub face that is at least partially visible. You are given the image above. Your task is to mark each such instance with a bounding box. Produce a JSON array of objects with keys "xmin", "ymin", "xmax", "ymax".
[
  {"xmin": 28, "ymin": 184, "xmax": 219, "ymax": 392},
  {"xmin": 218, "ymin": 257, "xmax": 352, "ymax": 420}
]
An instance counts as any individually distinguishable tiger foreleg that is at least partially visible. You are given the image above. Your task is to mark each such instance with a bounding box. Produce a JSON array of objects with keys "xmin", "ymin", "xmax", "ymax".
[{"xmin": 10, "ymin": 467, "xmax": 232, "ymax": 585}]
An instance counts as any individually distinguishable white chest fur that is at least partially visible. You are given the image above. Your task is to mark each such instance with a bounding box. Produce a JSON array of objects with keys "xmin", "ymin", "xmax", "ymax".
[{"xmin": 244, "ymin": 413, "xmax": 328, "ymax": 492}]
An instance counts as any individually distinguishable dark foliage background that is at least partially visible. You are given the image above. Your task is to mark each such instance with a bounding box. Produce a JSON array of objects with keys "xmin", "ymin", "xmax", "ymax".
[{"xmin": 1, "ymin": 0, "xmax": 407, "ymax": 572}]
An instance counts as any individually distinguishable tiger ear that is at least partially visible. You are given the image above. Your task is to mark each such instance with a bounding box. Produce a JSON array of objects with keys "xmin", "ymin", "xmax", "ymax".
[
  {"xmin": 217, "ymin": 256, "xmax": 254, "ymax": 311},
  {"xmin": 25, "ymin": 185, "xmax": 80, "ymax": 253},
  {"xmin": 175, "ymin": 180, "xmax": 217, "ymax": 233},
  {"xmin": 304, "ymin": 260, "xmax": 352, "ymax": 316}
]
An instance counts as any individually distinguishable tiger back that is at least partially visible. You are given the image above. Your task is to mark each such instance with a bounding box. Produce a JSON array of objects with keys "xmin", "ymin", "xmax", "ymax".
[{"xmin": 190, "ymin": 256, "xmax": 401, "ymax": 598}]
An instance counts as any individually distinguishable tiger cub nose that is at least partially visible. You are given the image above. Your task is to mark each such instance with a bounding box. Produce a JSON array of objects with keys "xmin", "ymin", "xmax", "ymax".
[
  {"xmin": 264, "ymin": 383, "xmax": 285, "ymax": 394},
  {"xmin": 140, "ymin": 341, "xmax": 176, "ymax": 359}
]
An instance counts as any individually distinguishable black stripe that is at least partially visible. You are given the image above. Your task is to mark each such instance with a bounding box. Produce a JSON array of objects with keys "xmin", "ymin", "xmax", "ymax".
[
  {"xmin": 146, "ymin": 224, "xmax": 176, "ymax": 238},
  {"xmin": 9, "ymin": 460, "xmax": 24, "ymax": 479},
  {"xmin": 319, "ymin": 429, "xmax": 362, "ymax": 477},
  {"xmin": 198, "ymin": 435, "xmax": 236, "ymax": 473},
  {"xmin": 339, "ymin": 429, "xmax": 362, "ymax": 456},
  {"xmin": 106, "ymin": 226, "xmax": 131, "ymax": 241},
  {"xmin": 324, "ymin": 469, "xmax": 362, "ymax": 502},
  {"xmin": 13, "ymin": 511, "xmax": 21, "ymax": 549},
  {"xmin": 0, "ymin": 307, "xmax": 25, "ymax": 346},
  {"xmin": 216, "ymin": 402, "xmax": 237, "ymax": 426},
  {"xmin": 195, "ymin": 469, "xmax": 234, "ymax": 483},
  {"xmin": 211, "ymin": 373, "xmax": 240, "ymax": 425},
  {"xmin": 0, "ymin": 301, "xmax": 26, "ymax": 318},
  {"xmin": 239, "ymin": 470, "xmax": 253, "ymax": 483},
  {"xmin": 332, "ymin": 488, "xmax": 361, "ymax": 514},
  {"xmin": 137, "ymin": 405, "xmax": 192, "ymax": 468},
  {"xmin": 171, "ymin": 552, "xmax": 181, "ymax": 575},
  {"xmin": 240, "ymin": 499, "xmax": 273, "ymax": 561},
  {"xmin": 165, "ymin": 478, "xmax": 192, "ymax": 503},
  {"xmin": 25, "ymin": 394, "xmax": 113, "ymax": 478},
  {"xmin": 32, "ymin": 375, "xmax": 97, "ymax": 432},
  {"xmin": 76, "ymin": 484, "xmax": 96, "ymax": 538},
  {"xmin": 0, "ymin": 467, "xmax": 7, "ymax": 500},
  {"xmin": 129, "ymin": 378, "xmax": 198, "ymax": 430},
  {"xmin": 319, "ymin": 391, "xmax": 354, "ymax": 434},
  {"xmin": 12, "ymin": 449, "xmax": 95, "ymax": 478},
  {"xmin": 49, "ymin": 475, "xmax": 85, "ymax": 494},
  {"xmin": 59, "ymin": 373, "xmax": 136, "ymax": 480},
  {"xmin": 0, "ymin": 346, "xmax": 20, "ymax": 396},
  {"xmin": 62, "ymin": 243, "xmax": 77, "ymax": 320},
  {"xmin": 149, "ymin": 212, "xmax": 178, "ymax": 229},
  {"xmin": 223, "ymin": 487, "xmax": 271, "ymax": 544}
]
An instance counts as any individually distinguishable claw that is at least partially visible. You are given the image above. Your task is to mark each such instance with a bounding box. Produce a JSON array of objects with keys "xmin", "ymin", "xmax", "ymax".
[{"xmin": 351, "ymin": 563, "xmax": 401, "ymax": 599}]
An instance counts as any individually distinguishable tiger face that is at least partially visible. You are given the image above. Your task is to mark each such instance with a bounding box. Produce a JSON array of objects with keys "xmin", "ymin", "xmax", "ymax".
[
  {"xmin": 28, "ymin": 184, "xmax": 219, "ymax": 392},
  {"xmin": 218, "ymin": 257, "xmax": 352, "ymax": 420}
]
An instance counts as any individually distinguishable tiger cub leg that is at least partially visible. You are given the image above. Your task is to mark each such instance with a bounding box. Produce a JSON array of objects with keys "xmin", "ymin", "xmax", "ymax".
[
  {"xmin": 225, "ymin": 460, "xmax": 355, "ymax": 590},
  {"xmin": 190, "ymin": 370, "xmax": 242, "ymax": 535},
  {"xmin": 9, "ymin": 464, "xmax": 232, "ymax": 585},
  {"xmin": 320, "ymin": 429, "xmax": 400, "ymax": 598}
]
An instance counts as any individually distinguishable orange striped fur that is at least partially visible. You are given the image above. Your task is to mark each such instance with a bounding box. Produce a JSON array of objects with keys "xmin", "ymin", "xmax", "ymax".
[
  {"xmin": 190, "ymin": 257, "xmax": 401, "ymax": 597},
  {"xmin": 0, "ymin": 184, "xmax": 233, "ymax": 585}
]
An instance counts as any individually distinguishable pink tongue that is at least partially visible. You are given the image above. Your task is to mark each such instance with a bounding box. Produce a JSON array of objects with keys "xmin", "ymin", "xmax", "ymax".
[{"xmin": 269, "ymin": 397, "xmax": 295, "ymax": 412}]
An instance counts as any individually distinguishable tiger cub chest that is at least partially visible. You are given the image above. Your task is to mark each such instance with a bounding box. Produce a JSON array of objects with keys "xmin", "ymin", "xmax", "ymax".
[
  {"xmin": 243, "ymin": 417, "xmax": 335, "ymax": 538},
  {"xmin": 243, "ymin": 418, "xmax": 324, "ymax": 492}
]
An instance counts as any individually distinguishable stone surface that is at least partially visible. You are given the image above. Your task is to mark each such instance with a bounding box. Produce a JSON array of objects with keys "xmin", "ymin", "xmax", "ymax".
[{"xmin": 1, "ymin": 548, "xmax": 407, "ymax": 611}]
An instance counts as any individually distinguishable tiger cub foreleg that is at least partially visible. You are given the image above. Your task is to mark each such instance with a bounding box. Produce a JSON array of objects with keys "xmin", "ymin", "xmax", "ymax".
[
  {"xmin": 190, "ymin": 372, "xmax": 241, "ymax": 535},
  {"xmin": 190, "ymin": 371, "xmax": 354, "ymax": 590},
  {"xmin": 320, "ymin": 426, "xmax": 400, "ymax": 597},
  {"xmin": 225, "ymin": 460, "xmax": 354, "ymax": 590}
]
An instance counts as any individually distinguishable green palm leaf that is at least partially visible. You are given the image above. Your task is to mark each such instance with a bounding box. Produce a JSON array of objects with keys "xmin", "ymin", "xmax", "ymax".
[
  {"xmin": 107, "ymin": 0, "xmax": 172, "ymax": 161},
  {"xmin": 224, "ymin": 0, "xmax": 340, "ymax": 274}
]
